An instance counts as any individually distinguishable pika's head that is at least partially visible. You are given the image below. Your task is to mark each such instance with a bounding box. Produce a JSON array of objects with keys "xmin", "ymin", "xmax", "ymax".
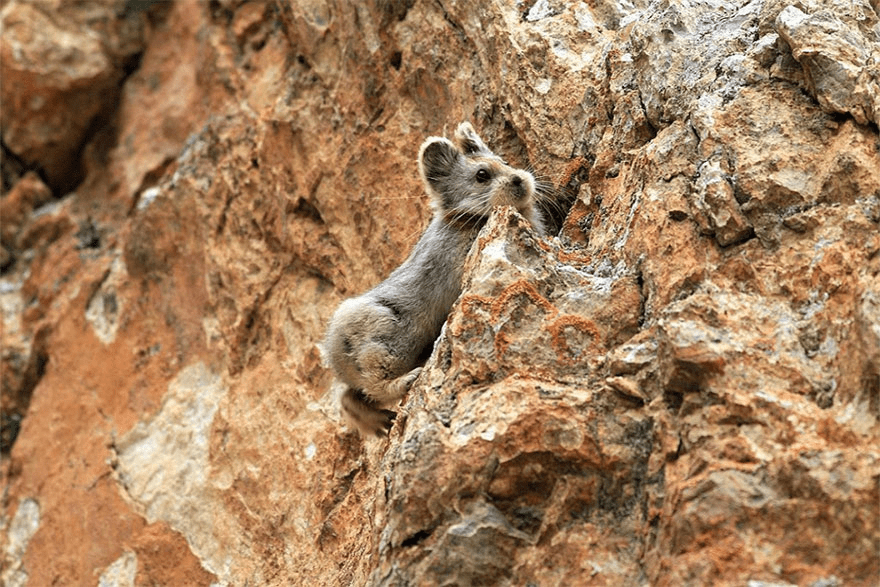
[{"xmin": 418, "ymin": 122, "xmax": 538, "ymax": 225}]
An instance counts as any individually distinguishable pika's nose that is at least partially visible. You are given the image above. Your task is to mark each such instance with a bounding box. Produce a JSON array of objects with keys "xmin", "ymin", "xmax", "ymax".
[{"xmin": 510, "ymin": 175, "xmax": 526, "ymax": 199}]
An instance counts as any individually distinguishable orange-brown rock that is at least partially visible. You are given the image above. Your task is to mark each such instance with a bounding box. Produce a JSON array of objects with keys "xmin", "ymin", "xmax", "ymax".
[
  {"xmin": 0, "ymin": 0, "xmax": 150, "ymax": 193},
  {"xmin": 2, "ymin": 1, "xmax": 878, "ymax": 586}
]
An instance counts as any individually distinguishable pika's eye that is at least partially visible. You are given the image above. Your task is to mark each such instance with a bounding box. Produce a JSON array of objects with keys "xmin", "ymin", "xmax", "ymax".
[{"xmin": 475, "ymin": 169, "xmax": 491, "ymax": 183}]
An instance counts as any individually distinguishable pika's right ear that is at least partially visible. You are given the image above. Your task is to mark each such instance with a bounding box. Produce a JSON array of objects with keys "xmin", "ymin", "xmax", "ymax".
[
  {"xmin": 418, "ymin": 138, "xmax": 460, "ymax": 190},
  {"xmin": 453, "ymin": 122, "xmax": 491, "ymax": 156}
]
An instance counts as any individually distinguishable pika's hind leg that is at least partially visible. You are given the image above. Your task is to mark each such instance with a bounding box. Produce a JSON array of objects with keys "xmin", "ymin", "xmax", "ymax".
[
  {"xmin": 341, "ymin": 388, "xmax": 397, "ymax": 436},
  {"xmin": 357, "ymin": 342, "xmax": 423, "ymax": 404},
  {"xmin": 367, "ymin": 367, "xmax": 423, "ymax": 404},
  {"xmin": 342, "ymin": 367, "xmax": 423, "ymax": 436}
]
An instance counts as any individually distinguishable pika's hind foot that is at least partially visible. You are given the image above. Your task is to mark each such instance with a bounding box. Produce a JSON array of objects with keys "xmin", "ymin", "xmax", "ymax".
[{"xmin": 341, "ymin": 388, "xmax": 397, "ymax": 437}]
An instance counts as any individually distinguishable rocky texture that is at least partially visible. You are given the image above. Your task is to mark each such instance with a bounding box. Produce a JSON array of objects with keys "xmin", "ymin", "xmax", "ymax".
[
  {"xmin": 1, "ymin": 0, "xmax": 878, "ymax": 586},
  {"xmin": 775, "ymin": 2, "xmax": 880, "ymax": 125},
  {"xmin": 0, "ymin": 0, "xmax": 151, "ymax": 193}
]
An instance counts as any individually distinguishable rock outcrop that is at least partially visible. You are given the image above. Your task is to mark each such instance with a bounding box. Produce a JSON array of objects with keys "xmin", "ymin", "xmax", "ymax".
[{"xmin": 2, "ymin": 0, "xmax": 878, "ymax": 585}]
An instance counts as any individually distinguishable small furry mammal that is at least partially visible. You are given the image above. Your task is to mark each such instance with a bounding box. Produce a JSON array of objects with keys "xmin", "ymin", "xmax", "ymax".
[{"xmin": 324, "ymin": 122, "xmax": 544, "ymax": 436}]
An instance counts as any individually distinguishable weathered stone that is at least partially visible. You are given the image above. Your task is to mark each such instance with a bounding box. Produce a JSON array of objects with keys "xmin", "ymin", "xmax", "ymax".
[
  {"xmin": 691, "ymin": 158, "xmax": 754, "ymax": 247},
  {"xmin": 775, "ymin": 2, "xmax": 880, "ymax": 125},
  {"xmin": 1, "ymin": 0, "xmax": 878, "ymax": 585},
  {"xmin": 0, "ymin": 172, "xmax": 52, "ymax": 249},
  {"xmin": 114, "ymin": 363, "xmax": 230, "ymax": 578},
  {"xmin": 0, "ymin": 498, "xmax": 39, "ymax": 587},
  {"xmin": 0, "ymin": 0, "xmax": 147, "ymax": 192}
]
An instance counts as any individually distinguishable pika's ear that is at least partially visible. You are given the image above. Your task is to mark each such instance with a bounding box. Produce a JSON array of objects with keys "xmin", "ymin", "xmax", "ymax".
[
  {"xmin": 453, "ymin": 122, "xmax": 491, "ymax": 156},
  {"xmin": 419, "ymin": 137, "xmax": 460, "ymax": 190}
]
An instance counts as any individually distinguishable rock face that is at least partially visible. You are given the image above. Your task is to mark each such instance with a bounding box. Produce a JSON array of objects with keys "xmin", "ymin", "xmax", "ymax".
[{"xmin": 1, "ymin": 0, "xmax": 878, "ymax": 585}]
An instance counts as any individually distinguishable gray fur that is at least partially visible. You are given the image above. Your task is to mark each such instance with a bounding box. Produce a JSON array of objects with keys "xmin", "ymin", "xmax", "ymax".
[{"xmin": 324, "ymin": 122, "xmax": 544, "ymax": 436}]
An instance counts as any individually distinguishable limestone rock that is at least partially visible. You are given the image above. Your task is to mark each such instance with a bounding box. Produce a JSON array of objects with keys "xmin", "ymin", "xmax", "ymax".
[
  {"xmin": 775, "ymin": 2, "xmax": 880, "ymax": 125},
  {"xmin": 0, "ymin": 0, "xmax": 148, "ymax": 192},
  {"xmin": 0, "ymin": 172, "xmax": 52, "ymax": 252},
  {"xmin": 2, "ymin": 1, "xmax": 878, "ymax": 586}
]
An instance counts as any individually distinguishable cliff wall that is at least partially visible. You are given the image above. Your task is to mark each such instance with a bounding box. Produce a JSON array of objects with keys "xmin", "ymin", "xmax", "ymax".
[{"xmin": 1, "ymin": 0, "xmax": 878, "ymax": 585}]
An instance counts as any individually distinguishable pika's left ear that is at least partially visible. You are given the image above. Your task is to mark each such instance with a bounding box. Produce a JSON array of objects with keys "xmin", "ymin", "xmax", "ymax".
[
  {"xmin": 454, "ymin": 122, "xmax": 492, "ymax": 156},
  {"xmin": 419, "ymin": 137, "xmax": 460, "ymax": 190}
]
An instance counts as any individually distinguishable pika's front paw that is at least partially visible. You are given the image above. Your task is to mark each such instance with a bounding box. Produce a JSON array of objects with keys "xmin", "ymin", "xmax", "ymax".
[{"xmin": 402, "ymin": 367, "xmax": 423, "ymax": 389}]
